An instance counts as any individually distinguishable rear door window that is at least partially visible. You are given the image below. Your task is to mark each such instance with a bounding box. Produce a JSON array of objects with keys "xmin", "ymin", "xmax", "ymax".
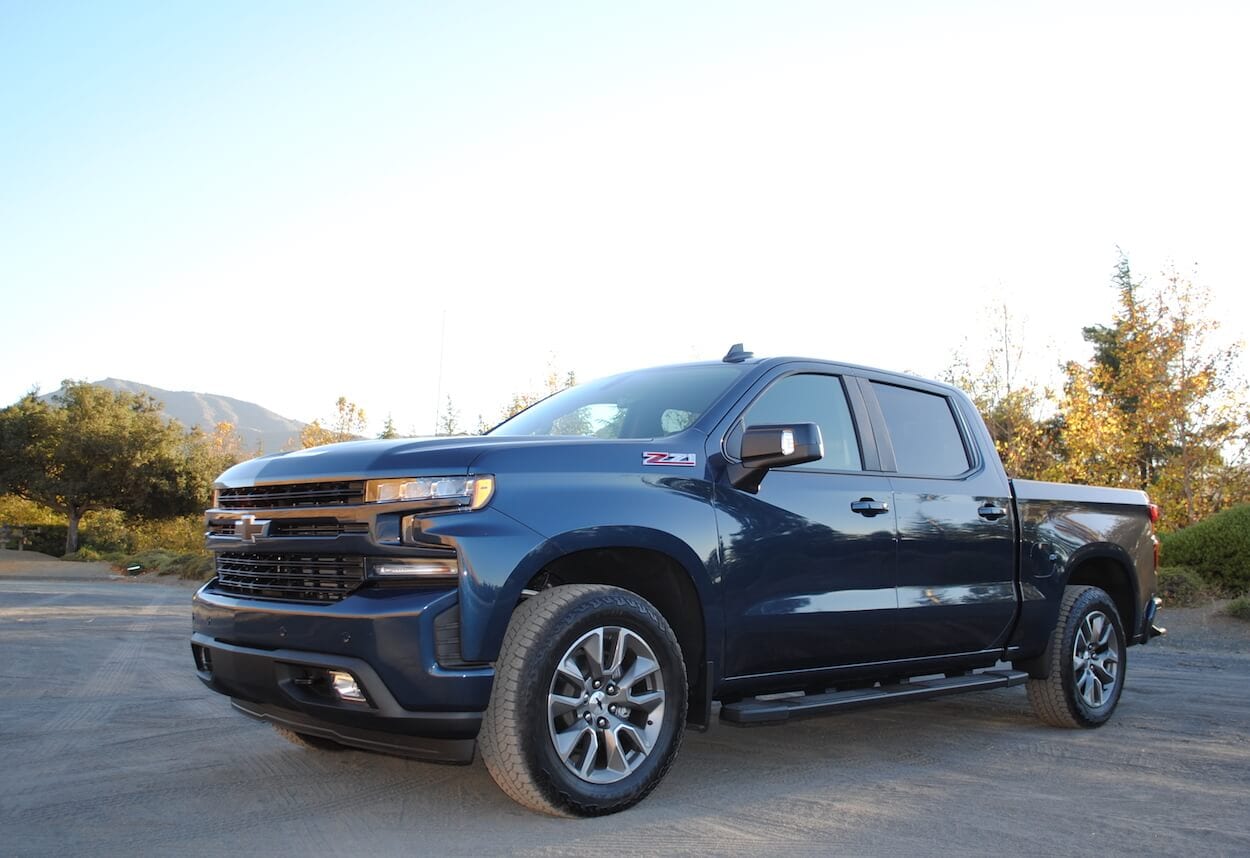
[{"xmin": 871, "ymin": 382, "xmax": 970, "ymax": 476}]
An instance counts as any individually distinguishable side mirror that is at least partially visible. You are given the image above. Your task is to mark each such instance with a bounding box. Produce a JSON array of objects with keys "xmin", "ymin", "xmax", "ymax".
[{"xmin": 728, "ymin": 422, "xmax": 824, "ymax": 492}]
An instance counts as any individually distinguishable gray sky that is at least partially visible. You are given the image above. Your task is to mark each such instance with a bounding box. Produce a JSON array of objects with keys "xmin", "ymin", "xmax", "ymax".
[{"xmin": 2, "ymin": 1, "xmax": 1247, "ymax": 435}]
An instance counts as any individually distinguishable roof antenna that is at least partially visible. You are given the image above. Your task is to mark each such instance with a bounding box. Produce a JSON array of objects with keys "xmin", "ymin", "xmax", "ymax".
[{"xmin": 722, "ymin": 343, "xmax": 753, "ymax": 363}]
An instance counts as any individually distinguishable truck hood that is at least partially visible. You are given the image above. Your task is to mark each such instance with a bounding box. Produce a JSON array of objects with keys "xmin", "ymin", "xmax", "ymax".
[{"xmin": 215, "ymin": 435, "xmax": 616, "ymax": 487}]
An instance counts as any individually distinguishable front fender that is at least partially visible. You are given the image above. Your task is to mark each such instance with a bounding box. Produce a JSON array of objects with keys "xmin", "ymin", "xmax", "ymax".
[{"xmin": 463, "ymin": 524, "xmax": 722, "ymax": 667}]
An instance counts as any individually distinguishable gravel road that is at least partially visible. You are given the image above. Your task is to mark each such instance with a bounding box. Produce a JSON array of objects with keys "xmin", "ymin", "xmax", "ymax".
[{"xmin": 2, "ymin": 563, "xmax": 1249, "ymax": 856}]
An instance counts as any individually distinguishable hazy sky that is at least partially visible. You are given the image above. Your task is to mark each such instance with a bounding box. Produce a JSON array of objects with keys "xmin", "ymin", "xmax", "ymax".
[{"xmin": 3, "ymin": 1, "xmax": 1247, "ymax": 437}]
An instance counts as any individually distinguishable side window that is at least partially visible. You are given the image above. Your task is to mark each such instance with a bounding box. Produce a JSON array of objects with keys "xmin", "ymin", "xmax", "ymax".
[
  {"xmin": 871, "ymin": 382, "xmax": 970, "ymax": 476},
  {"xmin": 732, "ymin": 374, "xmax": 862, "ymax": 471}
]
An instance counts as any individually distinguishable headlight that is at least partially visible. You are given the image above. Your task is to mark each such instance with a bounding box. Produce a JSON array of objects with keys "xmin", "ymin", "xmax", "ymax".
[{"xmin": 365, "ymin": 474, "xmax": 495, "ymax": 510}]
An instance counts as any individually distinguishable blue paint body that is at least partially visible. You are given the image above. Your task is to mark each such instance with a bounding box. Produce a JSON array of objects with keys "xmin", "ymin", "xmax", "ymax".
[{"xmin": 191, "ymin": 357, "xmax": 1158, "ymax": 742}]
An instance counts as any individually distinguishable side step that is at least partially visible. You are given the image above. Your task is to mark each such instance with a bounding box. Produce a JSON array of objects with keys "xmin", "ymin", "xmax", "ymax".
[{"xmin": 720, "ymin": 669, "xmax": 1028, "ymax": 725}]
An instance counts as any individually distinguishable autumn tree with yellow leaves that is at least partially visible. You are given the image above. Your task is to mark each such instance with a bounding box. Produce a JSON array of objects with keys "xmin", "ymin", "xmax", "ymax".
[
  {"xmin": 1048, "ymin": 255, "xmax": 1247, "ymax": 529},
  {"xmin": 301, "ymin": 397, "xmax": 368, "ymax": 448}
]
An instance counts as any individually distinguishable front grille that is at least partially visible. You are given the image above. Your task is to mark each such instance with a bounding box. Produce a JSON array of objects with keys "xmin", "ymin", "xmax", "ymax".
[
  {"xmin": 213, "ymin": 552, "xmax": 366, "ymax": 603},
  {"xmin": 269, "ymin": 521, "xmax": 370, "ymax": 537},
  {"xmin": 217, "ymin": 481, "xmax": 365, "ymax": 510},
  {"xmin": 207, "ymin": 519, "xmax": 369, "ymax": 538}
]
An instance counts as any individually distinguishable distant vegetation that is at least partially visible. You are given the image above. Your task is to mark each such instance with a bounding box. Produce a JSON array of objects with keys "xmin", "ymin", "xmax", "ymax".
[{"xmin": 0, "ymin": 382, "xmax": 241, "ymax": 555}]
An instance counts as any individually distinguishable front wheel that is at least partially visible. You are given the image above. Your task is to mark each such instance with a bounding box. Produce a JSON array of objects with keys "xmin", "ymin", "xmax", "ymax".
[
  {"xmin": 1027, "ymin": 585, "xmax": 1127, "ymax": 728},
  {"xmin": 479, "ymin": 584, "xmax": 688, "ymax": 817}
]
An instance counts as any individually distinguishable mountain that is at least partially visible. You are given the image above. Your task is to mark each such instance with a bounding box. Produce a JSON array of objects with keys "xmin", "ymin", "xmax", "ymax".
[{"xmin": 42, "ymin": 379, "xmax": 305, "ymax": 454}]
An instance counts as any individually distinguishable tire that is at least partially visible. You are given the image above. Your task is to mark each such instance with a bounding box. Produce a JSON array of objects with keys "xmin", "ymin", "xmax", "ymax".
[
  {"xmin": 479, "ymin": 584, "xmax": 688, "ymax": 817},
  {"xmin": 1027, "ymin": 585, "xmax": 1127, "ymax": 728},
  {"xmin": 272, "ymin": 725, "xmax": 347, "ymax": 751}
]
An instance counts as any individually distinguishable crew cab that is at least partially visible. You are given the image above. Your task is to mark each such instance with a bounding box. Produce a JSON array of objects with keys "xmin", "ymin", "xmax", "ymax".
[{"xmin": 192, "ymin": 346, "xmax": 1162, "ymax": 816}]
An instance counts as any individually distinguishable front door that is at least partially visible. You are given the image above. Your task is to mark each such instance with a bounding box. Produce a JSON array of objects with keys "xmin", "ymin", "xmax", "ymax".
[{"xmin": 713, "ymin": 371, "xmax": 901, "ymax": 678}]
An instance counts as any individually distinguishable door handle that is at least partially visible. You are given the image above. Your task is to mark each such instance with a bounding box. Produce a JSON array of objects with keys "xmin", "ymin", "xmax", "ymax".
[
  {"xmin": 978, "ymin": 505, "xmax": 1008, "ymax": 521},
  {"xmin": 851, "ymin": 498, "xmax": 890, "ymax": 517}
]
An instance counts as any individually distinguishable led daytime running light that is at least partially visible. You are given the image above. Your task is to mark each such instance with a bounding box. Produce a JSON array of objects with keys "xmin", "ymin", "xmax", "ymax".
[{"xmin": 366, "ymin": 475, "xmax": 495, "ymax": 509}]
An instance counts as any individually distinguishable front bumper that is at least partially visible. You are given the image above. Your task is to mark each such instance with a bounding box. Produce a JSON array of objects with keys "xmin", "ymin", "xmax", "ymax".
[{"xmin": 192, "ymin": 582, "xmax": 494, "ymax": 757}]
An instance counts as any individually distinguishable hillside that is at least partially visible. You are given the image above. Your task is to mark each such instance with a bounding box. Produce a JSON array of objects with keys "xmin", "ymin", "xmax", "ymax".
[{"xmin": 41, "ymin": 379, "xmax": 304, "ymax": 454}]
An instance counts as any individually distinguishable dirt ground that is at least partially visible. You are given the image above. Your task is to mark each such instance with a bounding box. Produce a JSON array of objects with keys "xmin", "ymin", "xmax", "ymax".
[{"xmin": 2, "ymin": 559, "xmax": 1248, "ymax": 856}]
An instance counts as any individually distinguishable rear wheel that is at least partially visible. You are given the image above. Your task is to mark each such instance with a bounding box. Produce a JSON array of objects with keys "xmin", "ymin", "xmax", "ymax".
[
  {"xmin": 1027, "ymin": 585, "xmax": 1127, "ymax": 728},
  {"xmin": 479, "ymin": 584, "xmax": 687, "ymax": 817}
]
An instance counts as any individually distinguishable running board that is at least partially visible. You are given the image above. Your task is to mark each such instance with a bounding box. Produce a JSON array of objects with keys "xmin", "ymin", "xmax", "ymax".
[{"xmin": 720, "ymin": 669, "xmax": 1028, "ymax": 725}]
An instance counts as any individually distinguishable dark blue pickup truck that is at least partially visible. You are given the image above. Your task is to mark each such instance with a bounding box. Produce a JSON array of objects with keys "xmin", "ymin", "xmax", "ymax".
[{"xmin": 192, "ymin": 346, "xmax": 1162, "ymax": 816}]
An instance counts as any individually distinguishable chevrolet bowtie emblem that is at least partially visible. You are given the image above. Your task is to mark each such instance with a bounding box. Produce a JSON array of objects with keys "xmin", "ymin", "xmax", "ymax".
[{"xmin": 234, "ymin": 515, "xmax": 270, "ymax": 542}]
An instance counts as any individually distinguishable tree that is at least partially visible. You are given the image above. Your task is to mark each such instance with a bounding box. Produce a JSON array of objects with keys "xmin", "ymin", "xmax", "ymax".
[
  {"xmin": 301, "ymin": 397, "xmax": 368, "ymax": 448},
  {"xmin": 436, "ymin": 397, "xmax": 461, "ymax": 436},
  {"xmin": 1051, "ymin": 254, "xmax": 1247, "ymax": 528},
  {"xmin": 378, "ymin": 414, "xmax": 399, "ymax": 440},
  {"xmin": 945, "ymin": 303, "xmax": 1059, "ymax": 479},
  {"xmin": 0, "ymin": 382, "xmax": 218, "ymax": 553},
  {"xmin": 498, "ymin": 362, "xmax": 578, "ymax": 423}
]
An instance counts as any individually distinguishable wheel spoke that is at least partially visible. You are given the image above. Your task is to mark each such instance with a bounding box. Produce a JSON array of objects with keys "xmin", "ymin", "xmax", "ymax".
[
  {"xmin": 604, "ymin": 629, "xmax": 629, "ymax": 677},
  {"xmin": 601, "ymin": 725, "xmax": 631, "ymax": 774},
  {"xmin": 626, "ymin": 688, "xmax": 665, "ymax": 712},
  {"xmin": 619, "ymin": 654, "xmax": 660, "ymax": 691},
  {"xmin": 548, "ymin": 691, "xmax": 583, "ymax": 715},
  {"xmin": 615, "ymin": 721, "xmax": 653, "ymax": 755},
  {"xmin": 556, "ymin": 655, "xmax": 586, "ymax": 685},
  {"xmin": 578, "ymin": 730, "xmax": 600, "ymax": 778},
  {"xmin": 582, "ymin": 628, "xmax": 606, "ymax": 677},
  {"xmin": 1076, "ymin": 670, "xmax": 1092, "ymax": 700},
  {"xmin": 554, "ymin": 723, "xmax": 592, "ymax": 763}
]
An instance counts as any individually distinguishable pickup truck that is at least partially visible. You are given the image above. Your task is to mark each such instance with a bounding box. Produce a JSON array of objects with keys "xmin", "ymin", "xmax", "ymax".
[{"xmin": 192, "ymin": 346, "xmax": 1163, "ymax": 816}]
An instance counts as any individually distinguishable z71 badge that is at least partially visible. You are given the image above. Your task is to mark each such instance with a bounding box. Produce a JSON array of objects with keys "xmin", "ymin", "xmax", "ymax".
[{"xmin": 642, "ymin": 451, "xmax": 697, "ymax": 467}]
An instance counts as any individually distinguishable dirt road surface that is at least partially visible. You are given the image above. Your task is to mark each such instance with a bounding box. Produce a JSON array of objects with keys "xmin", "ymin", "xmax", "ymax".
[{"xmin": 3, "ymin": 563, "xmax": 1249, "ymax": 856}]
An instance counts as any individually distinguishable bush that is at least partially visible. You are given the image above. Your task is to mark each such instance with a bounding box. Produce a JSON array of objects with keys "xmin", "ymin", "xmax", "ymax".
[
  {"xmin": 130, "ymin": 515, "xmax": 206, "ymax": 553},
  {"xmin": 80, "ymin": 508, "xmax": 137, "ymax": 554},
  {"xmin": 5, "ymin": 525, "xmax": 68, "ymax": 556},
  {"xmin": 63, "ymin": 547, "xmax": 125, "ymax": 563},
  {"xmin": 1226, "ymin": 595, "xmax": 1250, "ymax": 622},
  {"xmin": 120, "ymin": 548, "xmax": 213, "ymax": 581},
  {"xmin": 1160, "ymin": 504, "xmax": 1250, "ymax": 595},
  {"xmin": 1157, "ymin": 566, "xmax": 1210, "ymax": 607}
]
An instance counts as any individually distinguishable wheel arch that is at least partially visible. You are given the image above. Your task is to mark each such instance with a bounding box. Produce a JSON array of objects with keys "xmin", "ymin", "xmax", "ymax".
[
  {"xmin": 469, "ymin": 526, "xmax": 718, "ymax": 695},
  {"xmin": 1015, "ymin": 544, "xmax": 1140, "ymax": 680},
  {"xmin": 1062, "ymin": 544, "xmax": 1140, "ymax": 637}
]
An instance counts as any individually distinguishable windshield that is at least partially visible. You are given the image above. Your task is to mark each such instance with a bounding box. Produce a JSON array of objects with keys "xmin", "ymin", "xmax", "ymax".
[{"xmin": 490, "ymin": 364, "xmax": 750, "ymax": 439}]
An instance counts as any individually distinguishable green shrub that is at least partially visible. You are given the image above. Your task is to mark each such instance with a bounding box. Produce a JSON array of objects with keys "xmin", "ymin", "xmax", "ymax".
[
  {"xmin": 1157, "ymin": 566, "xmax": 1210, "ymax": 607},
  {"xmin": 62, "ymin": 547, "xmax": 124, "ymax": 563},
  {"xmin": 1226, "ymin": 595, "xmax": 1250, "ymax": 622},
  {"xmin": 2, "ymin": 524, "xmax": 68, "ymax": 556},
  {"xmin": 131, "ymin": 515, "xmax": 205, "ymax": 554},
  {"xmin": 80, "ymin": 508, "xmax": 137, "ymax": 554},
  {"xmin": 1160, "ymin": 504, "xmax": 1250, "ymax": 595},
  {"xmin": 119, "ymin": 548, "xmax": 213, "ymax": 580}
]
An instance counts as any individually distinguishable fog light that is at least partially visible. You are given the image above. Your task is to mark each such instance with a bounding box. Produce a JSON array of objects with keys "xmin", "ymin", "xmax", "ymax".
[{"xmin": 328, "ymin": 670, "xmax": 366, "ymax": 703}]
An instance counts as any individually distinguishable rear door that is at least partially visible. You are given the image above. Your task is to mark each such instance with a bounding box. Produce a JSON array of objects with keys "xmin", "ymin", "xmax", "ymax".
[
  {"xmin": 711, "ymin": 368, "xmax": 902, "ymax": 678},
  {"xmin": 861, "ymin": 378, "xmax": 1018, "ymax": 657}
]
